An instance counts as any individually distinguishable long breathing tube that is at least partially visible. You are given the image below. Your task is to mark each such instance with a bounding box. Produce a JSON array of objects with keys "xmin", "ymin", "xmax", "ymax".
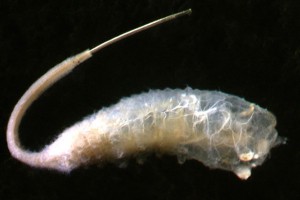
[{"xmin": 6, "ymin": 9, "xmax": 192, "ymax": 168}]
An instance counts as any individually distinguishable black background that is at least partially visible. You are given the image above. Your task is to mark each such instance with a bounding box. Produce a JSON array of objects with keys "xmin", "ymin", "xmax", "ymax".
[{"xmin": 0, "ymin": 0, "xmax": 299, "ymax": 200}]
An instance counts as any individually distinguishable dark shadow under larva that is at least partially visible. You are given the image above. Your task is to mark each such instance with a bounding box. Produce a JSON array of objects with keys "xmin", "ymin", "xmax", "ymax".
[{"xmin": 6, "ymin": 9, "xmax": 285, "ymax": 180}]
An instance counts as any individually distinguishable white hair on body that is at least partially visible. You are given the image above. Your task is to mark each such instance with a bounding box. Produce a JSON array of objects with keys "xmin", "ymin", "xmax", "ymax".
[{"xmin": 6, "ymin": 9, "xmax": 284, "ymax": 180}]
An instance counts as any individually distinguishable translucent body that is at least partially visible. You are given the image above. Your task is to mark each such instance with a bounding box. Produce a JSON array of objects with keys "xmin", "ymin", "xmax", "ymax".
[
  {"xmin": 6, "ymin": 10, "xmax": 283, "ymax": 180},
  {"xmin": 44, "ymin": 88, "xmax": 281, "ymax": 179}
]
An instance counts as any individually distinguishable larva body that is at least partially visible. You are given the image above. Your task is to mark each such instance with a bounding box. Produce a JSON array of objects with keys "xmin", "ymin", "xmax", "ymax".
[
  {"xmin": 43, "ymin": 88, "xmax": 280, "ymax": 179},
  {"xmin": 6, "ymin": 9, "xmax": 284, "ymax": 180}
]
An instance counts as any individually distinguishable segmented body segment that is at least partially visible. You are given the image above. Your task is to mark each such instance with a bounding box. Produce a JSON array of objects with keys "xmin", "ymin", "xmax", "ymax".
[{"xmin": 45, "ymin": 88, "xmax": 280, "ymax": 179}]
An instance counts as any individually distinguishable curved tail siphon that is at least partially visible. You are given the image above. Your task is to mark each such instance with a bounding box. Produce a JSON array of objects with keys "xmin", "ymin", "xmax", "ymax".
[{"xmin": 6, "ymin": 9, "xmax": 192, "ymax": 170}]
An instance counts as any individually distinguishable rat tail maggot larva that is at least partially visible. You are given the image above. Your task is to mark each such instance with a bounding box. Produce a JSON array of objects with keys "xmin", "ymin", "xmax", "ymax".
[{"xmin": 6, "ymin": 9, "xmax": 284, "ymax": 180}]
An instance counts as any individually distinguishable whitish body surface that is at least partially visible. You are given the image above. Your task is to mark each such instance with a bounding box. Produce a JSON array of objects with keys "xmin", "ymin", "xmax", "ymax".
[
  {"xmin": 45, "ymin": 88, "xmax": 281, "ymax": 180},
  {"xmin": 6, "ymin": 9, "xmax": 283, "ymax": 180}
]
